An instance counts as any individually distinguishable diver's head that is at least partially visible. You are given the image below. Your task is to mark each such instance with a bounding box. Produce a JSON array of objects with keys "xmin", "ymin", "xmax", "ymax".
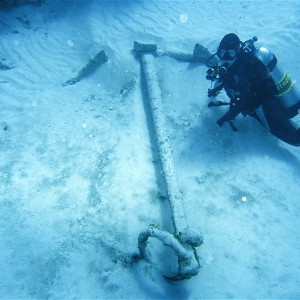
[{"xmin": 217, "ymin": 33, "xmax": 241, "ymax": 69}]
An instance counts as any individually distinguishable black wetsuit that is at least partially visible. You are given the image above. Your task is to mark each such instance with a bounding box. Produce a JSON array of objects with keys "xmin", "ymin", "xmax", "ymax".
[{"xmin": 216, "ymin": 51, "xmax": 300, "ymax": 146}]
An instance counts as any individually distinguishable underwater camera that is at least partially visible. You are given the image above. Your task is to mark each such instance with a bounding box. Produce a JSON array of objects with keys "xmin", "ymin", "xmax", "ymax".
[
  {"xmin": 206, "ymin": 65, "xmax": 228, "ymax": 81},
  {"xmin": 206, "ymin": 67, "xmax": 218, "ymax": 81}
]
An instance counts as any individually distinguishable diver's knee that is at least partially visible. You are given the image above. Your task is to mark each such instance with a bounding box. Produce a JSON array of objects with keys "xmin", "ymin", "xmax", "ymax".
[
  {"xmin": 284, "ymin": 101, "xmax": 300, "ymax": 119},
  {"xmin": 283, "ymin": 129, "xmax": 300, "ymax": 146}
]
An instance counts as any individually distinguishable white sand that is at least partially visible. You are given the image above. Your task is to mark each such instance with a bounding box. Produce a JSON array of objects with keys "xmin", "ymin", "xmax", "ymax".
[{"xmin": 1, "ymin": 0, "xmax": 300, "ymax": 299}]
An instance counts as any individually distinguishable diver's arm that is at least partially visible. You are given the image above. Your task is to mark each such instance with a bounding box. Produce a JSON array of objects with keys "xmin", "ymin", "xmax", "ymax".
[
  {"xmin": 216, "ymin": 96, "xmax": 244, "ymax": 126},
  {"xmin": 216, "ymin": 71, "xmax": 249, "ymax": 127}
]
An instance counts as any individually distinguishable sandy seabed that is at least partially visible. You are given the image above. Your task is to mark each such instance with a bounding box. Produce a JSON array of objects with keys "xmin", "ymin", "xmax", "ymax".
[{"xmin": 0, "ymin": 1, "xmax": 300, "ymax": 299}]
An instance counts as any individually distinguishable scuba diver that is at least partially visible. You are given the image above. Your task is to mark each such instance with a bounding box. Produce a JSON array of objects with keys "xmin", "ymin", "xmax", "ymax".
[{"xmin": 206, "ymin": 33, "xmax": 300, "ymax": 146}]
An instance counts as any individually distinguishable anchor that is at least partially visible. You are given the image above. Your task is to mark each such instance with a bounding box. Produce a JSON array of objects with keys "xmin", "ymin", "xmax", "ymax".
[{"xmin": 134, "ymin": 41, "xmax": 208, "ymax": 280}]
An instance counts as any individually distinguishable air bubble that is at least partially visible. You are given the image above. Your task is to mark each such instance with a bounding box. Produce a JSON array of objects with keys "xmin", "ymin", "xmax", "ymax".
[
  {"xmin": 180, "ymin": 13, "xmax": 188, "ymax": 23},
  {"xmin": 67, "ymin": 39, "xmax": 74, "ymax": 47}
]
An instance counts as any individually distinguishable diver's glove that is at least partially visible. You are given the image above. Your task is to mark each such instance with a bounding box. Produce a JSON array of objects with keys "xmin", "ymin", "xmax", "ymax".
[
  {"xmin": 208, "ymin": 100, "xmax": 230, "ymax": 107},
  {"xmin": 217, "ymin": 119, "xmax": 237, "ymax": 131},
  {"xmin": 216, "ymin": 119, "xmax": 224, "ymax": 127}
]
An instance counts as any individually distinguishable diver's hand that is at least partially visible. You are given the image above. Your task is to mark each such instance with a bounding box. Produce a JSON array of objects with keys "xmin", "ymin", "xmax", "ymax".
[
  {"xmin": 217, "ymin": 119, "xmax": 237, "ymax": 131},
  {"xmin": 208, "ymin": 101, "xmax": 229, "ymax": 107},
  {"xmin": 216, "ymin": 119, "xmax": 224, "ymax": 127}
]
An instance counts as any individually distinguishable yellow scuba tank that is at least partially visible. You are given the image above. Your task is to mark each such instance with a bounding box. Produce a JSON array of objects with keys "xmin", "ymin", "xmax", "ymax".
[{"xmin": 254, "ymin": 46, "xmax": 300, "ymax": 117}]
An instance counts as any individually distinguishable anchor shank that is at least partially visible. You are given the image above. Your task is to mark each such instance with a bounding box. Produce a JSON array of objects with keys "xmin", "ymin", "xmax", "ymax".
[{"xmin": 141, "ymin": 53, "xmax": 188, "ymax": 236}]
